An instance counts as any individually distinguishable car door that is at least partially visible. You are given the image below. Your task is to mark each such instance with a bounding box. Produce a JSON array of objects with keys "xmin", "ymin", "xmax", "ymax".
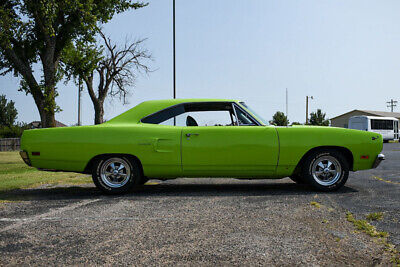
[
  {"xmin": 181, "ymin": 125, "xmax": 279, "ymax": 177},
  {"xmin": 133, "ymin": 124, "xmax": 183, "ymax": 178}
]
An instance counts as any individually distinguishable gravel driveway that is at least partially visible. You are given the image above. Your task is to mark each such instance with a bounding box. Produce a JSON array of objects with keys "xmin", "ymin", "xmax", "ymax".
[{"xmin": 0, "ymin": 143, "xmax": 398, "ymax": 265}]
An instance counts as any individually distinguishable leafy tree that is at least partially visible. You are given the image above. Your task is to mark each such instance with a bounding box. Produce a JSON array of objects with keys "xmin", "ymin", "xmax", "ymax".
[
  {"xmin": 0, "ymin": 94, "xmax": 17, "ymax": 127},
  {"xmin": 309, "ymin": 109, "xmax": 329, "ymax": 126},
  {"xmin": 63, "ymin": 31, "xmax": 151, "ymax": 124},
  {"xmin": 270, "ymin": 111, "xmax": 289, "ymax": 126},
  {"xmin": 0, "ymin": 0, "xmax": 147, "ymax": 127}
]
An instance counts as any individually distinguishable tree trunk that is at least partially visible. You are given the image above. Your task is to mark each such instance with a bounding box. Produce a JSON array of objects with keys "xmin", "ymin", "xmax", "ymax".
[
  {"xmin": 94, "ymin": 101, "xmax": 104, "ymax": 125},
  {"xmin": 32, "ymin": 91, "xmax": 56, "ymax": 128},
  {"xmin": 40, "ymin": 42, "xmax": 58, "ymax": 128},
  {"xmin": 40, "ymin": 109, "xmax": 56, "ymax": 128},
  {"xmin": 34, "ymin": 91, "xmax": 56, "ymax": 128},
  {"xmin": 85, "ymin": 74, "xmax": 106, "ymax": 125}
]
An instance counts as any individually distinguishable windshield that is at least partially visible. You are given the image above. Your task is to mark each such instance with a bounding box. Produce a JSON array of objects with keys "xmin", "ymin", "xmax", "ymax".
[{"xmin": 239, "ymin": 102, "xmax": 268, "ymax": 125}]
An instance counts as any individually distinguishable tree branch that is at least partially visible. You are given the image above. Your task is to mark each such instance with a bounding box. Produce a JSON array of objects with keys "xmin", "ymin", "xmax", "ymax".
[{"xmin": 2, "ymin": 46, "xmax": 43, "ymax": 102}]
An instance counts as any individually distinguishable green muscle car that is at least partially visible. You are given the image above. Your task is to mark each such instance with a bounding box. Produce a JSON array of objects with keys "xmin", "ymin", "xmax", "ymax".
[{"xmin": 20, "ymin": 99, "xmax": 384, "ymax": 194}]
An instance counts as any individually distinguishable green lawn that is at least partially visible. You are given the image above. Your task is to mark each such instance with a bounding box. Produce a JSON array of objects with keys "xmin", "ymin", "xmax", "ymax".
[{"xmin": 0, "ymin": 151, "xmax": 91, "ymax": 192}]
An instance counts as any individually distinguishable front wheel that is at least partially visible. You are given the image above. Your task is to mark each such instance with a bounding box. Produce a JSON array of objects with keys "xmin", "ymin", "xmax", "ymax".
[
  {"xmin": 301, "ymin": 150, "xmax": 349, "ymax": 191},
  {"xmin": 92, "ymin": 156, "xmax": 142, "ymax": 194}
]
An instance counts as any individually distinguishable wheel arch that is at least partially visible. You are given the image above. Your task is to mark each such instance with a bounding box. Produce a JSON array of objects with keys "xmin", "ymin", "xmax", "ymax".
[
  {"xmin": 83, "ymin": 153, "xmax": 144, "ymax": 176},
  {"xmin": 292, "ymin": 146, "xmax": 354, "ymax": 174}
]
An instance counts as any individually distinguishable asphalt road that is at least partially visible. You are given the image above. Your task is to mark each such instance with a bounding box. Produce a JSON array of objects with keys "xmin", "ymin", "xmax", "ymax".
[{"xmin": 0, "ymin": 143, "xmax": 399, "ymax": 265}]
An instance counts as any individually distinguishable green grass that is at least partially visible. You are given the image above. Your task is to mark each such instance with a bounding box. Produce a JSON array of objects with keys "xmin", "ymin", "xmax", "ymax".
[
  {"xmin": 346, "ymin": 212, "xmax": 388, "ymax": 238},
  {"xmin": 366, "ymin": 212, "xmax": 384, "ymax": 221},
  {"xmin": 310, "ymin": 201, "xmax": 321, "ymax": 208},
  {"xmin": 0, "ymin": 152, "xmax": 91, "ymax": 192}
]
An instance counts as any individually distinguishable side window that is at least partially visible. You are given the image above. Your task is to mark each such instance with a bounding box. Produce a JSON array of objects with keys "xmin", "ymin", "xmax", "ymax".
[
  {"xmin": 142, "ymin": 102, "xmax": 236, "ymax": 126},
  {"xmin": 176, "ymin": 110, "xmax": 234, "ymax": 126},
  {"xmin": 142, "ymin": 102, "xmax": 260, "ymax": 126},
  {"xmin": 141, "ymin": 104, "xmax": 185, "ymax": 124},
  {"xmin": 371, "ymin": 119, "xmax": 394, "ymax": 130},
  {"xmin": 387, "ymin": 120, "xmax": 394, "ymax": 130},
  {"xmin": 233, "ymin": 105, "xmax": 259, "ymax": 126},
  {"xmin": 371, "ymin": 119, "xmax": 378, "ymax": 130}
]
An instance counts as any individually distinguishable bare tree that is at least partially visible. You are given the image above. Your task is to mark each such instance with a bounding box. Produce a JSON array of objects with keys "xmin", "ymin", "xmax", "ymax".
[{"xmin": 64, "ymin": 31, "xmax": 152, "ymax": 124}]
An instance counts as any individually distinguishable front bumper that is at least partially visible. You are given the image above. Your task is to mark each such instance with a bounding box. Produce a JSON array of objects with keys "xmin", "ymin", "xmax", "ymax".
[
  {"xmin": 19, "ymin": 150, "xmax": 31, "ymax": 166},
  {"xmin": 372, "ymin": 153, "xmax": 385, "ymax": 168}
]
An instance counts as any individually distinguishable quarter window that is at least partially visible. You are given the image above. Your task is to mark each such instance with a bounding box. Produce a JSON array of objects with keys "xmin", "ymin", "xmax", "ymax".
[{"xmin": 141, "ymin": 105, "xmax": 185, "ymax": 124}]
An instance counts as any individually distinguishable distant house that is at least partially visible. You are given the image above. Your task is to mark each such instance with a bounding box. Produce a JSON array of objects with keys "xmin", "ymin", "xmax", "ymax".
[
  {"xmin": 28, "ymin": 120, "xmax": 67, "ymax": 129},
  {"xmin": 331, "ymin": 110, "xmax": 400, "ymax": 128}
]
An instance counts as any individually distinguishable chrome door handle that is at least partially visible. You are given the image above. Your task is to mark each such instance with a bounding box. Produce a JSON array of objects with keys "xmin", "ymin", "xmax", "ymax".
[{"xmin": 186, "ymin": 133, "xmax": 199, "ymax": 138}]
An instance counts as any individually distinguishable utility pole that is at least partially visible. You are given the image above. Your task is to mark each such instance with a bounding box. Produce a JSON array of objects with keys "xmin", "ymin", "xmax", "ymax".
[
  {"xmin": 306, "ymin": 95, "xmax": 313, "ymax": 124},
  {"xmin": 172, "ymin": 0, "xmax": 176, "ymax": 126},
  {"xmin": 286, "ymin": 88, "xmax": 288, "ymax": 118},
  {"xmin": 387, "ymin": 99, "xmax": 398, "ymax": 112},
  {"xmin": 77, "ymin": 78, "xmax": 82, "ymax": 126},
  {"xmin": 173, "ymin": 0, "xmax": 176, "ymax": 100}
]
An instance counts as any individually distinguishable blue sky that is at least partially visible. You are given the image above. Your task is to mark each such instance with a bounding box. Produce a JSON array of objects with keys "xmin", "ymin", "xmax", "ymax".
[{"xmin": 1, "ymin": 0, "xmax": 400, "ymax": 125}]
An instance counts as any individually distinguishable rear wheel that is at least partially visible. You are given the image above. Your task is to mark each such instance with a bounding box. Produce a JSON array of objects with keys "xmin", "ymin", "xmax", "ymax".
[
  {"xmin": 92, "ymin": 156, "xmax": 142, "ymax": 194},
  {"xmin": 301, "ymin": 150, "xmax": 349, "ymax": 191}
]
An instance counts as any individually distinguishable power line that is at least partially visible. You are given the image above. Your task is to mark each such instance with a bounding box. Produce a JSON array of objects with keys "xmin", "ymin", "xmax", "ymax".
[{"xmin": 387, "ymin": 99, "xmax": 398, "ymax": 112}]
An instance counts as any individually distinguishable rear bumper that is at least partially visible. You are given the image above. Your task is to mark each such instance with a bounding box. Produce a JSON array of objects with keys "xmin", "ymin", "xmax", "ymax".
[
  {"xmin": 372, "ymin": 153, "xmax": 385, "ymax": 168},
  {"xmin": 19, "ymin": 150, "xmax": 31, "ymax": 166}
]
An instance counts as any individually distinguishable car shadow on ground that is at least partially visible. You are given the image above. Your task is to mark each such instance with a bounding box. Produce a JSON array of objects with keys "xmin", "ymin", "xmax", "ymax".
[{"xmin": 0, "ymin": 181, "xmax": 358, "ymax": 202}]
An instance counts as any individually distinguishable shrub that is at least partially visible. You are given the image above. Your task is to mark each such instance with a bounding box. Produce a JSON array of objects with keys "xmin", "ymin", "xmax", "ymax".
[{"xmin": 0, "ymin": 123, "xmax": 29, "ymax": 138}]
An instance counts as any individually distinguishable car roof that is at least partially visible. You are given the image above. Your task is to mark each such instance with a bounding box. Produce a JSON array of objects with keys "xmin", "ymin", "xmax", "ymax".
[{"xmin": 106, "ymin": 99, "xmax": 239, "ymax": 124}]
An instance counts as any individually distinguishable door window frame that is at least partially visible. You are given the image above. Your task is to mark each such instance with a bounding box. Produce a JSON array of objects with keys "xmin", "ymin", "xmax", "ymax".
[
  {"xmin": 140, "ymin": 101, "xmax": 262, "ymax": 126},
  {"xmin": 232, "ymin": 103, "xmax": 262, "ymax": 126}
]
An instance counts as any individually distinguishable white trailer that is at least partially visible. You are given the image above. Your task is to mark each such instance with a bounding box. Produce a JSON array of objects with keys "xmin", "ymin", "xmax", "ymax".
[{"xmin": 348, "ymin": 115, "xmax": 399, "ymax": 142}]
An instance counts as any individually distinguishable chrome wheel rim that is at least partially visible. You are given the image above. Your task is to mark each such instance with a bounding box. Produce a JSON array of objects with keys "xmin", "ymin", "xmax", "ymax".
[
  {"xmin": 100, "ymin": 158, "xmax": 131, "ymax": 188},
  {"xmin": 311, "ymin": 156, "xmax": 341, "ymax": 186}
]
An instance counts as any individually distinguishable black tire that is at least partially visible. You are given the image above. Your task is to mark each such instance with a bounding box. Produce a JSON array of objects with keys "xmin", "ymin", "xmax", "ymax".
[
  {"xmin": 301, "ymin": 150, "xmax": 349, "ymax": 191},
  {"xmin": 92, "ymin": 156, "xmax": 142, "ymax": 195},
  {"xmin": 289, "ymin": 174, "xmax": 307, "ymax": 184},
  {"xmin": 139, "ymin": 177, "xmax": 149, "ymax": 185}
]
